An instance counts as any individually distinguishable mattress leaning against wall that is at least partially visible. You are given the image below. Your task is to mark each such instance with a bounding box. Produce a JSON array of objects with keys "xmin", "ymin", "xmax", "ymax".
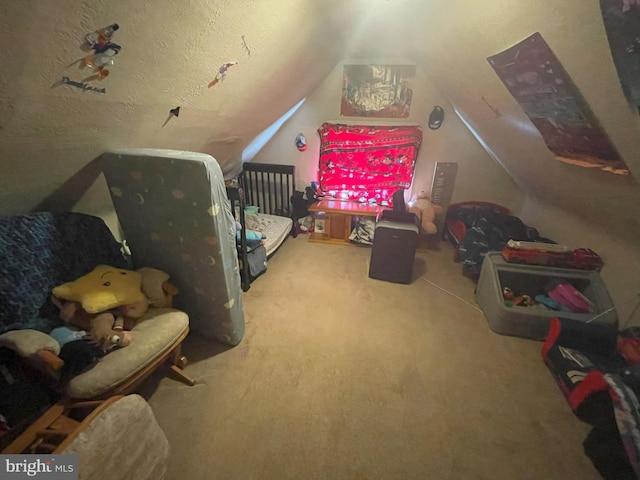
[{"xmin": 101, "ymin": 148, "xmax": 244, "ymax": 345}]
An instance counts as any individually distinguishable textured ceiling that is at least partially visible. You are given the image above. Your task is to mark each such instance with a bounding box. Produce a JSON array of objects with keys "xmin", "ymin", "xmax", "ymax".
[{"xmin": 1, "ymin": 0, "xmax": 639, "ymax": 245}]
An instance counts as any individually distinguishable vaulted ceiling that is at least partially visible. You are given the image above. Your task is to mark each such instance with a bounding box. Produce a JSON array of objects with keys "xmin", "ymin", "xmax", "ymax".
[{"xmin": 1, "ymin": 0, "xmax": 639, "ymax": 248}]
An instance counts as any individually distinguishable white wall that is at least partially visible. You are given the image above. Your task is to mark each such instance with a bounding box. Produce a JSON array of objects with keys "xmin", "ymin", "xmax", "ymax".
[
  {"xmin": 250, "ymin": 0, "xmax": 640, "ymax": 324},
  {"xmin": 251, "ymin": 61, "xmax": 524, "ymax": 209}
]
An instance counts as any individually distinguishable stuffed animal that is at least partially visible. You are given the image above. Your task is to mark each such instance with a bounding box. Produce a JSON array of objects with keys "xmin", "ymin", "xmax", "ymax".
[
  {"xmin": 52, "ymin": 265, "xmax": 147, "ymax": 314},
  {"xmin": 51, "ymin": 265, "xmax": 178, "ymax": 351},
  {"xmin": 0, "ymin": 266, "xmax": 177, "ymax": 373},
  {"xmin": 139, "ymin": 267, "xmax": 178, "ymax": 307},
  {"xmin": 407, "ymin": 191, "xmax": 443, "ymax": 234},
  {"xmin": 49, "ymin": 296, "xmax": 129, "ymax": 351}
]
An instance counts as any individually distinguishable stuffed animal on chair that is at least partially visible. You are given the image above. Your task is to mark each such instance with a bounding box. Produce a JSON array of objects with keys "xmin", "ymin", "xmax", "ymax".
[
  {"xmin": 407, "ymin": 191, "xmax": 443, "ymax": 235},
  {"xmin": 51, "ymin": 265, "xmax": 178, "ymax": 351},
  {"xmin": 51, "ymin": 265, "xmax": 145, "ymax": 351}
]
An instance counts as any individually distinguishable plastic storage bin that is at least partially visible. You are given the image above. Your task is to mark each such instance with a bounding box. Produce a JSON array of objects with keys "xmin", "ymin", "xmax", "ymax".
[{"xmin": 475, "ymin": 252, "xmax": 617, "ymax": 340}]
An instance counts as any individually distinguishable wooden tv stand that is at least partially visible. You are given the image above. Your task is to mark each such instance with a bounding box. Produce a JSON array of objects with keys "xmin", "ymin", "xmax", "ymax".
[
  {"xmin": 307, "ymin": 200, "xmax": 388, "ymax": 245},
  {"xmin": 307, "ymin": 199, "xmax": 433, "ymax": 252}
]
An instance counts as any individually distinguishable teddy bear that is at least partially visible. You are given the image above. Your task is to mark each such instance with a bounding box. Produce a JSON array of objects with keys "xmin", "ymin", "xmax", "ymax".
[{"xmin": 407, "ymin": 191, "xmax": 443, "ymax": 234}]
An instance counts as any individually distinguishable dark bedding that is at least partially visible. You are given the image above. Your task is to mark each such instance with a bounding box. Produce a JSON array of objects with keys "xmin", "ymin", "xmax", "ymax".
[{"xmin": 452, "ymin": 205, "xmax": 553, "ymax": 278}]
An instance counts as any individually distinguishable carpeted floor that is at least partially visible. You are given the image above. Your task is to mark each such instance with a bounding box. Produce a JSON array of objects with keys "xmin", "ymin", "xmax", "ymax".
[{"xmin": 141, "ymin": 236, "xmax": 601, "ymax": 480}]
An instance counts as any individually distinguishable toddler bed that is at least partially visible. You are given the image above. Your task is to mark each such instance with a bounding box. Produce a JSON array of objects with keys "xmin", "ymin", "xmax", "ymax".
[{"xmin": 228, "ymin": 163, "xmax": 295, "ymax": 291}]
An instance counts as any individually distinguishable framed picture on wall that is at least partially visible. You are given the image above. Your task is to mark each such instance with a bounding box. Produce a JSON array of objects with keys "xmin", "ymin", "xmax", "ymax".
[{"xmin": 341, "ymin": 64, "xmax": 415, "ymax": 118}]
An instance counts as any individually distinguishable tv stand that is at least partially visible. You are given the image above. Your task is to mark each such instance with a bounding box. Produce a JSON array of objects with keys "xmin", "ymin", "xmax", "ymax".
[{"xmin": 307, "ymin": 200, "xmax": 388, "ymax": 245}]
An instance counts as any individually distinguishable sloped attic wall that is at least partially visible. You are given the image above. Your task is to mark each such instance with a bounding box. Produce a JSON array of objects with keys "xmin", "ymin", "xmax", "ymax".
[
  {"xmin": 0, "ymin": 0, "xmax": 346, "ymax": 222},
  {"xmin": 411, "ymin": 0, "xmax": 640, "ymax": 325},
  {"xmin": 250, "ymin": 0, "xmax": 640, "ymax": 324},
  {"xmin": 1, "ymin": 0, "xmax": 639, "ymax": 321},
  {"xmin": 250, "ymin": 61, "xmax": 524, "ymax": 208},
  {"xmin": 418, "ymin": 1, "xmax": 640, "ymax": 240}
]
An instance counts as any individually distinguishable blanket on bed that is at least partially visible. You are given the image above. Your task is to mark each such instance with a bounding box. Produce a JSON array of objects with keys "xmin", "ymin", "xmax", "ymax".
[{"xmin": 453, "ymin": 206, "xmax": 552, "ymax": 277}]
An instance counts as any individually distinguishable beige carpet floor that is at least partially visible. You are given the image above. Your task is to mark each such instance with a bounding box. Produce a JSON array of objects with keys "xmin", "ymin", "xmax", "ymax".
[{"xmin": 141, "ymin": 236, "xmax": 601, "ymax": 480}]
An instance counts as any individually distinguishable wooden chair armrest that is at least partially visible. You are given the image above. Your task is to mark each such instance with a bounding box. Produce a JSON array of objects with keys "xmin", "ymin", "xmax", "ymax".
[{"xmin": 2, "ymin": 396, "xmax": 124, "ymax": 455}]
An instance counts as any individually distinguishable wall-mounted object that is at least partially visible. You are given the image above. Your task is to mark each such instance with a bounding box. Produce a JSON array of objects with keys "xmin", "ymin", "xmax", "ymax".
[
  {"xmin": 59, "ymin": 76, "xmax": 106, "ymax": 93},
  {"xmin": 600, "ymin": 0, "xmax": 640, "ymax": 111},
  {"xmin": 208, "ymin": 62, "xmax": 238, "ymax": 88},
  {"xmin": 428, "ymin": 106, "xmax": 444, "ymax": 130},
  {"xmin": 317, "ymin": 123, "xmax": 422, "ymax": 206},
  {"xmin": 295, "ymin": 133, "xmax": 307, "ymax": 151},
  {"xmin": 341, "ymin": 65, "xmax": 415, "ymax": 118},
  {"xmin": 64, "ymin": 23, "xmax": 121, "ymax": 88},
  {"xmin": 83, "ymin": 23, "xmax": 119, "ymax": 52},
  {"xmin": 162, "ymin": 107, "xmax": 181, "ymax": 128},
  {"xmin": 488, "ymin": 32, "xmax": 629, "ymax": 175}
]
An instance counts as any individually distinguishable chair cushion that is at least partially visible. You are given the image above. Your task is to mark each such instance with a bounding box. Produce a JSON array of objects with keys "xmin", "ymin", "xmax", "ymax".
[
  {"xmin": 62, "ymin": 394, "xmax": 169, "ymax": 480},
  {"xmin": 66, "ymin": 308, "xmax": 188, "ymax": 399}
]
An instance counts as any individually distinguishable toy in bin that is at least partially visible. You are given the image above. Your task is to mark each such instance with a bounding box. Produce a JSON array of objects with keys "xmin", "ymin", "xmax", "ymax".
[
  {"xmin": 502, "ymin": 240, "xmax": 603, "ymax": 271},
  {"xmin": 547, "ymin": 282, "xmax": 595, "ymax": 314}
]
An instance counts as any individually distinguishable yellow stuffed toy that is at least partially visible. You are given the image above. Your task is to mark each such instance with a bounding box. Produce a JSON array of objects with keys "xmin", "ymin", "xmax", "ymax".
[
  {"xmin": 53, "ymin": 265, "xmax": 147, "ymax": 314},
  {"xmin": 407, "ymin": 191, "xmax": 443, "ymax": 235},
  {"xmin": 52, "ymin": 265, "xmax": 145, "ymax": 350},
  {"xmin": 52, "ymin": 265, "xmax": 178, "ymax": 351}
]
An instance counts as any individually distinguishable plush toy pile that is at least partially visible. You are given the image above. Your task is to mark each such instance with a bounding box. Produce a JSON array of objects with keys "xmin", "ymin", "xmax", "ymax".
[
  {"xmin": 0, "ymin": 265, "xmax": 177, "ymax": 378},
  {"xmin": 51, "ymin": 265, "xmax": 177, "ymax": 349}
]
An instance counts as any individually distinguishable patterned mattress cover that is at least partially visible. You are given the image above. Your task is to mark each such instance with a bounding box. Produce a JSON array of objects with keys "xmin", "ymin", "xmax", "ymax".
[{"xmin": 101, "ymin": 148, "xmax": 245, "ymax": 346}]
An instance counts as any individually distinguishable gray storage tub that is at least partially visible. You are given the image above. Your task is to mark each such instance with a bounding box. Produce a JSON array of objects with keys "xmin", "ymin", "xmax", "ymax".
[{"xmin": 475, "ymin": 252, "xmax": 617, "ymax": 340}]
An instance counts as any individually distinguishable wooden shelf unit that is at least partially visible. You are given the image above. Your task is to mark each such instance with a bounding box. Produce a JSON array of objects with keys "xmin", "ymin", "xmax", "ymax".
[
  {"xmin": 307, "ymin": 200, "xmax": 388, "ymax": 245},
  {"xmin": 307, "ymin": 199, "xmax": 433, "ymax": 252}
]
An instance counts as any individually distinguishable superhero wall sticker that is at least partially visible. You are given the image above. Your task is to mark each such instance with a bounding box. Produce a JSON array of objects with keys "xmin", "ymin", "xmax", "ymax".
[
  {"xmin": 52, "ymin": 22, "xmax": 253, "ymax": 127},
  {"xmin": 207, "ymin": 36, "xmax": 251, "ymax": 89},
  {"xmin": 57, "ymin": 23, "xmax": 121, "ymax": 94},
  {"xmin": 208, "ymin": 62, "xmax": 238, "ymax": 88}
]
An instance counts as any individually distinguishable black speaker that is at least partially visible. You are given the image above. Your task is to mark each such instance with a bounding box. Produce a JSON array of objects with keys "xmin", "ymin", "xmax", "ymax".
[{"xmin": 369, "ymin": 215, "xmax": 419, "ymax": 284}]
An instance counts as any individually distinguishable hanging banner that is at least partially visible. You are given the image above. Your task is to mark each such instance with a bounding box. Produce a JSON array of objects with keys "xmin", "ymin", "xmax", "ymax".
[
  {"xmin": 488, "ymin": 32, "xmax": 629, "ymax": 175},
  {"xmin": 341, "ymin": 65, "xmax": 415, "ymax": 118},
  {"xmin": 317, "ymin": 123, "xmax": 422, "ymax": 206},
  {"xmin": 600, "ymin": 0, "xmax": 640, "ymax": 111}
]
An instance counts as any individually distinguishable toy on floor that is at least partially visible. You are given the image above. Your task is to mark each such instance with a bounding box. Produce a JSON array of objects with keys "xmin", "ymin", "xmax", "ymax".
[{"xmin": 298, "ymin": 215, "xmax": 314, "ymax": 233}]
